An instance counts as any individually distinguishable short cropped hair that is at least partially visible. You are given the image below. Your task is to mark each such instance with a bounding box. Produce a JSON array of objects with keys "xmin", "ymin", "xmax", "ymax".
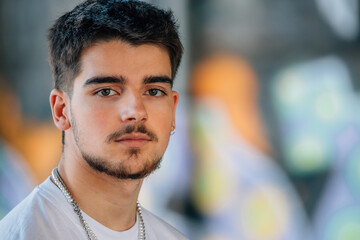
[{"xmin": 48, "ymin": 0, "xmax": 183, "ymax": 92}]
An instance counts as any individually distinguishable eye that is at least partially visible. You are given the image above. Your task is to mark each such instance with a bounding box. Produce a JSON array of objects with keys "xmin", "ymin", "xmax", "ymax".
[
  {"xmin": 146, "ymin": 89, "xmax": 166, "ymax": 96},
  {"xmin": 96, "ymin": 88, "xmax": 117, "ymax": 97}
]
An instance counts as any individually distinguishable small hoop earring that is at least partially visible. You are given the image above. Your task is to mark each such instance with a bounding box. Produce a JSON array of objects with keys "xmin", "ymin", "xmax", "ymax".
[{"xmin": 170, "ymin": 129, "xmax": 176, "ymax": 135}]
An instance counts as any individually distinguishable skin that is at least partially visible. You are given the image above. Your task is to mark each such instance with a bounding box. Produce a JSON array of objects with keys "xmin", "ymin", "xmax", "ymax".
[{"xmin": 49, "ymin": 40, "xmax": 178, "ymax": 231}]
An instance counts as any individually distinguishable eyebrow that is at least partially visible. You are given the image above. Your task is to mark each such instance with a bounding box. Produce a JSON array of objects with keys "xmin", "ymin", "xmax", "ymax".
[
  {"xmin": 83, "ymin": 75, "xmax": 173, "ymax": 87},
  {"xmin": 83, "ymin": 76, "xmax": 126, "ymax": 87},
  {"xmin": 144, "ymin": 76, "xmax": 173, "ymax": 87}
]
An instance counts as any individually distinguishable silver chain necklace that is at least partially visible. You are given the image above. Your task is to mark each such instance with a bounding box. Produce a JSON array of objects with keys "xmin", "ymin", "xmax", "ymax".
[{"xmin": 51, "ymin": 168, "xmax": 146, "ymax": 240}]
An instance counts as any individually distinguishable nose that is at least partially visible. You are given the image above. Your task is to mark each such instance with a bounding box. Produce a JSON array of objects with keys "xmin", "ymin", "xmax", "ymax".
[{"xmin": 120, "ymin": 91, "xmax": 148, "ymax": 123}]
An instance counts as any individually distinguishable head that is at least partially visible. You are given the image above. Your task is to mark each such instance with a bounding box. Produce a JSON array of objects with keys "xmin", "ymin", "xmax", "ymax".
[
  {"xmin": 48, "ymin": 0, "xmax": 183, "ymax": 180},
  {"xmin": 48, "ymin": 0, "xmax": 182, "ymax": 93}
]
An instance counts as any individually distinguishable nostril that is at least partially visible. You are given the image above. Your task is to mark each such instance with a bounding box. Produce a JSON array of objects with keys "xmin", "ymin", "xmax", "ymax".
[
  {"xmin": 123, "ymin": 114, "xmax": 147, "ymax": 122},
  {"xmin": 125, "ymin": 116, "xmax": 137, "ymax": 121}
]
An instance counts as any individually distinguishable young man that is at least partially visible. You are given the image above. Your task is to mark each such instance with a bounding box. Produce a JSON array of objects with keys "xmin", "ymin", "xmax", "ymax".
[{"xmin": 0, "ymin": 0, "xmax": 187, "ymax": 239}]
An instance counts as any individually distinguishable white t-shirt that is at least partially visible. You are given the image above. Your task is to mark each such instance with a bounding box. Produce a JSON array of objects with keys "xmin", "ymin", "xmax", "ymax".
[{"xmin": 0, "ymin": 177, "xmax": 188, "ymax": 240}]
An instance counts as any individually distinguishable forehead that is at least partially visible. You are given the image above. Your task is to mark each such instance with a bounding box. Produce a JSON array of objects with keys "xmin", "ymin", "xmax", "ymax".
[{"xmin": 76, "ymin": 40, "xmax": 172, "ymax": 84}]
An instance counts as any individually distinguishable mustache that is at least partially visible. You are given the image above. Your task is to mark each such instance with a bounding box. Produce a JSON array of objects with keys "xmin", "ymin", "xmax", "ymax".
[{"xmin": 106, "ymin": 125, "xmax": 158, "ymax": 143}]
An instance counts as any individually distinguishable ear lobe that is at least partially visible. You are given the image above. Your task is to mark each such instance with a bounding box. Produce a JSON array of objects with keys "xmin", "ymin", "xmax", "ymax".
[{"xmin": 50, "ymin": 89, "xmax": 71, "ymax": 131}]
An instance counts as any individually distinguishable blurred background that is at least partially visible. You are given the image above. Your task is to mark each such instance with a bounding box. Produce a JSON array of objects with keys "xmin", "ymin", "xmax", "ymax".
[{"xmin": 1, "ymin": 0, "xmax": 360, "ymax": 239}]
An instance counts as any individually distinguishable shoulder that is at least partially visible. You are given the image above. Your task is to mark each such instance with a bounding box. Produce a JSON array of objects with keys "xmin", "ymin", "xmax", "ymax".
[
  {"xmin": 141, "ymin": 208, "xmax": 189, "ymax": 240},
  {"xmin": 0, "ymin": 177, "xmax": 84, "ymax": 240},
  {"xmin": 0, "ymin": 184, "xmax": 48, "ymax": 239}
]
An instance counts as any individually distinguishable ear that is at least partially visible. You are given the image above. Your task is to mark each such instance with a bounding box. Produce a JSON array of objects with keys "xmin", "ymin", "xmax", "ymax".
[
  {"xmin": 49, "ymin": 89, "xmax": 71, "ymax": 131},
  {"xmin": 171, "ymin": 90, "xmax": 179, "ymax": 130}
]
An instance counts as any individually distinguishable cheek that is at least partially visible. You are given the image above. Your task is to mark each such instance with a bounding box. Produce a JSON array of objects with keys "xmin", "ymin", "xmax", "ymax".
[
  {"xmin": 149, "ymin": 102, "xmax": 174, "ymax": 124},
  {"xmin": 72, "ymin": 103, "xmax": 115, "ymax": 139},
  {"xmin": 147, "ymin": 104, "xmax": 174, "ymax": 143}
]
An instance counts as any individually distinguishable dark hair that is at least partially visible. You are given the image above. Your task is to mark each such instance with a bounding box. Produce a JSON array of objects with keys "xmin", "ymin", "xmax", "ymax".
[{"xmin": 48, "ymin": 0, "xmax": 183, "ymax": 92}]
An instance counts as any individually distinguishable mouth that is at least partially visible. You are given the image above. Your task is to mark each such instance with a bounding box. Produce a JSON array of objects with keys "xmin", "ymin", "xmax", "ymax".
[{"xmin": 114, "ymin": 133, "xmax": 152, "ymax": 148}]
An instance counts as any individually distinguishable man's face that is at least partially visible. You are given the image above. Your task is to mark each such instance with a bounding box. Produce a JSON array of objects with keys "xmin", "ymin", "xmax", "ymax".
[{"xmin": 67, "ymin": 40, "xmax": 178, "ymax": 179}]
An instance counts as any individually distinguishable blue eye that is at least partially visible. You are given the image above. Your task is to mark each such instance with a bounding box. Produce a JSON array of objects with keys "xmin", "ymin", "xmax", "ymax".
[
  {"xmin": 146, "ymin": 89, "xmax": 165, "ymax": 96},
  {"xmin": 96, "ymin": 89, "xmax": 116, "ymax": 96}
]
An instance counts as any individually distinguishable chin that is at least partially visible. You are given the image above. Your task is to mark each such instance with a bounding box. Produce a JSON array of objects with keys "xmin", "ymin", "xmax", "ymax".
[{"xmin": 82, "ymin": 151, "xmax": 163, "ymax": 180}]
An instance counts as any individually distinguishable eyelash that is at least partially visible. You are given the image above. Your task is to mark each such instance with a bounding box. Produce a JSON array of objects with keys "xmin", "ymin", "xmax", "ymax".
[
  {"xmin": 95, "ymin": 88, "xmax": 118, "ymax": 97},
  {"xmin": 94, "ymin": 88, "xmax": 167, "ymax": 97},
  {"xmin": 145, "ymin": 88, "xmax": 167, "ymax": 97}
]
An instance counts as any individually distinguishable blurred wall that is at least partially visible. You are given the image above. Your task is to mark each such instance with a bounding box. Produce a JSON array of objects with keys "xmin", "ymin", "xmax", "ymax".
[{"xmin": 0, "ymin": 0, "xmax": 81, "ymax": 120}]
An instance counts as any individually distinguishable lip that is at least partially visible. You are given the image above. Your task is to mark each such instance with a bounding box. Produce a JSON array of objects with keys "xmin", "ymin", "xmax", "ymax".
[{"xmin": 115, "ymin": 133, "xmax": 151, "ymax": 148}]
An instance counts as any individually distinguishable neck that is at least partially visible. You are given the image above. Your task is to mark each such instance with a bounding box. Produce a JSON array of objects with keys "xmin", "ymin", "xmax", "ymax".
[{"xmin": 56, "ymin": 153, "xmax": 143, "ymax": 231}]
